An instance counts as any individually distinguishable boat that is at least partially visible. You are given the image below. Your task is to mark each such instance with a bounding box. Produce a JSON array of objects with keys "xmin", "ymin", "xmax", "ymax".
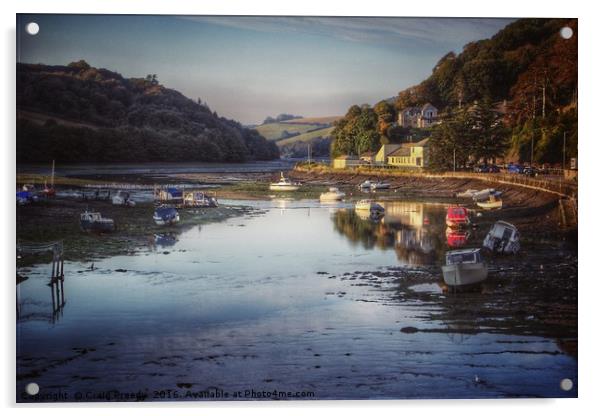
[
  {"xmin": 112, "ymin": 190, "xmax": 136, "ymax": 207},
  {"xmin": 269, "ymin": 172, "xmax": 301, "ymax": 191},
  {"xmin": 445, "ymin": 206, "xmax": 471, "ymax": 228},
  {"xmin": 319, "ymin": 187, "xmax": 345, "ymax": 202},
  {"xmin": 472, "ymin": 188, "xmax": 502, "ymax": 202},
  {"xmin": 445, "ymin": 227, "xmax": 470, "ymax": 248},
  {"xmin": 476, "ymin": 194, "xmax": 503, "ymax": 210},
  {"xmin": 358, "ymin": 180, "xmax": 372, "ymax": 190},
  {"xmin": 456, "ymin": 189, "xmax": 479, "ymax": 198},
  {"xmin": 482, "ymin": 221, "xmax": 520, "ymax": 254},
  {"xmin": 183, "ymin": 191, "xmax": 218, "ymax": 207},
  {"xmin": 80, "ymin": 211, "xmax": 115, "ymax": 233},
  {"xmin": 370, "ymin": 182, "xmax": 391, "ymax": 190},
  {"xmin": 441, "ymin": 248, "xmax": 488, "ymax": 287},
  {"xmin": 153, "ymin": 206, "xmax": 180, "ymax": 226},
  {"xmin": 154, "ymin": 187, "xmax": 184, "ymax": 205},
  {"xmin": 355, "ymin": 199, "xmax": 385, "ymax": 213}
]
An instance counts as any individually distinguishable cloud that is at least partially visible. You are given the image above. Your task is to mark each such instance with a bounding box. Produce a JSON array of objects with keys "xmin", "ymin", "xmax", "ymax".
[{"xmin": 178, "ymin": 16, "xmax": 515, "ymax": 49}]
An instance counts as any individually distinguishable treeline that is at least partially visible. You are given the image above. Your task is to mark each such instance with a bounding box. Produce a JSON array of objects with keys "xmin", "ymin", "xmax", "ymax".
[{"xmin": 17, "ymin": 60, "xmax": 279, "ymax": 163}]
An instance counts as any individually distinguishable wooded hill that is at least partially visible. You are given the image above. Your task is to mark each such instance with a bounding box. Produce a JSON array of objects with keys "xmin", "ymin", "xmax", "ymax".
[
  {"xmin": 17, "ymin": 60, "xmax": 279, "ymax": 163},
  {"xmin": 331, "ymin": 18, "xmax": 578, "ymax": 165}
]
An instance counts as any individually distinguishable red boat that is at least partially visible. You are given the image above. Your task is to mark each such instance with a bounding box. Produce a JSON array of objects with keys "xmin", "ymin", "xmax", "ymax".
[{"xmin": 445, "ymin": 206, "xmax": 470, "ymax": 228}]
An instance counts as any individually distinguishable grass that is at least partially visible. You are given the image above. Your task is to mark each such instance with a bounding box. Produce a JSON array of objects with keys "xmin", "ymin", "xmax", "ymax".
[
  {"xmin": 280, "ymin": 116, "xmax": 341, "ymax": 125},
  {"xmin": 276, "ymin": 126, "xmax": 335, "ymax": 147}
]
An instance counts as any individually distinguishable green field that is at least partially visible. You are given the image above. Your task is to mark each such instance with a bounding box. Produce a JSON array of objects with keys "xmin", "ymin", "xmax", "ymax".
[
  {"xmin": 276, "ymin": 126, "xmax": 335, "ymax": 147},
  {"xmin": 253, "ymin": 122, "xmax": 321, "ymax": 141}
]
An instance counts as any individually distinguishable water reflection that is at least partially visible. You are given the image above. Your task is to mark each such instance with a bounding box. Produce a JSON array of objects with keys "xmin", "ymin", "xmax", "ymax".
[{"xmin": 332, "ymin": 201, "xmax": 448, "ymax": 265}]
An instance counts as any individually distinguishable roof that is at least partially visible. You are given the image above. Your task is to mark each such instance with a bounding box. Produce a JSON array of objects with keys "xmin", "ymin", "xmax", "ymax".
[
  {"xmin": 360, "ymin": 151, "xmax": 375, "ymax": 157},
  {"xmin": 421, "ymin": 102, "xmax": 437, "ymax": 111},
  {"xmin": 401, "ymin": 138, "xmax": 430, "ymax": 148},
  {"xmin": 387, "ymin": 147, "xmax": 411, "ymax": 157},
  {"xmin": 166, "ymin": 187, "xmax": 182, "ymax": 197},
  {"xmin": 446, "ymin": 248, "xmax": 481, "ymax": 255},
  {"xmin": 334, "ymin": 155, "xmax": 359, "ymax": 160}
]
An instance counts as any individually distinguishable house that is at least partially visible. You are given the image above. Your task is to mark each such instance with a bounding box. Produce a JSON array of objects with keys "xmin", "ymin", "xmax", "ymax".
[
  {"xmin": 332, "ymin": 155, "xmax": 359, "ymax": 169},
  {"xmin": 374, "ymin": 144, "xmax": 402, "ymax": 165},
  {"xmin": 386, "ymin": 138, "xmax": 429, "ymax": 168},
  {"xmin": 398, "ymin": 103, "xmax": 438, "ymax": 128}
]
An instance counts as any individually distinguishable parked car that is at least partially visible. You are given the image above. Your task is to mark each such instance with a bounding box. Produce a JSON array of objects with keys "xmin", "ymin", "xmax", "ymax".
[
  {"xmin": 522, "ymin": 166, "xmax": 538, "ymax": 177},
  {"xmin": 507, "ymin": 163, "xmax": 524, "ymax": 174},
  {"xmin": 474, "ymin": 164, "xmax": 499, "ymax": 173}
]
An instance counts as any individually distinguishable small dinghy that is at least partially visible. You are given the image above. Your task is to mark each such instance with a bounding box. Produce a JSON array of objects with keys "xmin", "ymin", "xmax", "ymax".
[
  {"xmin": 358, "ymin": 180, "xmax": 372, "ymax": 190},
  {"xmin": 269, "ymin": 172, "xmax": 301, "ymax": 191},
  {"xmin": 153, "ymin": 206, "xmax": 180, "ymax": 226},
  {"xmin": 472, "ymin": 188, "xmax": 502, "ymax": 202},
  {"xmin": 80, "ymin": 211, "xmax": 115, "ymax": 233},
  {"xmin": 441, "ymin": 248, "xmax": 488, "ymax": 287},
  {"xmin": 319, "ymin": 187, "xmax": 345, "ymax": 202},
  {"xmin": 445, "ymin": 206, "xmax": 470, "ymax": 228},
  {"xmin": 370, "ymin": 182, "xmax": 391, "ymax": 190},
  {"xmin": 476, "ymin": 193, "xmax": 503, "ymax": 210},
  {"xmin": 483, "ymin": 221, "xmax": 520, "ymax": 254},
  {"xmin": 456, "ymin": 189, "xmax": 479, "ymax": 198}
]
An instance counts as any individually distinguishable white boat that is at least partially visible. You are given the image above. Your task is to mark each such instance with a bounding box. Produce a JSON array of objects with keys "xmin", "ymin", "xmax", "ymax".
[
  {"xmin": 441, "ymin": 248, "xmax": 488, "ymax": 287},
  {"xmin": 483, "ymin": 221, "xmax": 520, "ymax": 254},
  {"xmin": 319, "ymin": 187, "xmax": 345, "ymax": 202},
  {"xmin": 269, "ymin": 172, "xmax": 301, "ymax": 191},
  {"xmin": 370, "ymin": 182, "xmax": 391, "ymax": 190},
  {"xmin": 358, "ymin": 180, "xmax": 372, "ymax": 190},
  {"xmin": 477, "ymin": 194, "xmax": 503, "ymax": 210},
  {"xmin": 112, "ymin": 190, "xmax": 136, "ymax": 207},
  {"xmin": 80, "ymin": 211, "xmax": 115, "ymax": 233},
  {"xmin": 456, "ymin": 189, "xmax": 479, "ymax": 198},
  {"xmin": 355, "ymin": 199, "xmax": 385, "ymax": 212},
  {"xmin": 472, "ymin": 188, "xmax": 501, "ymax": 202}
]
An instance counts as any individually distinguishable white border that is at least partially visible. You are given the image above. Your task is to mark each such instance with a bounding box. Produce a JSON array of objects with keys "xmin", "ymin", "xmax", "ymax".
[{"xmin": 3, "ymin": 1, "xmax": 600, "ymax": 415}]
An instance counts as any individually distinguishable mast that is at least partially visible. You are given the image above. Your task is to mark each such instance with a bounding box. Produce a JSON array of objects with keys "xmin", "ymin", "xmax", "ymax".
[{"xmin": 51, "ymin": 159, "xmax": 55, "ymax": 188}]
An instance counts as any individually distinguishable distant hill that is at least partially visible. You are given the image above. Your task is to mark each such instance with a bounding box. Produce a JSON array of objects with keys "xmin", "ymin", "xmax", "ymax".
[
  {"xmin": 252, "ymin": 115, "xmax": 340, "ymax": 158},
  {"xmin": 17, "ymin": 60, "xmax": 279, "ymax": 163}
]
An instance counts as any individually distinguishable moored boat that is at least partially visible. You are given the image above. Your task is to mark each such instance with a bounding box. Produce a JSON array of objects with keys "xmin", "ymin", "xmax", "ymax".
[
  {"xmin": 476, "ymin": 194, "xmax": 503, "ymax": 210},
  {"xmin": 370, "ymin": 181, "xmax": 391, "ymax": 190},
  {"xmin": 472, "ymin": 188, "xmax": 501, "ymax": 202},
  {"xmin": 482, "ymin": 221, "xmax": 520, "ymax": 254},
  {"xmin": 355, "ymin": 199, "xmax": 385, "ymax": 212},
  {"xmin": 446, "ymin": 227, "xmax": 470, "ymax": 248},
  {"xmin": 183, "ymin": 191, "xmax": 218, "ymax": 207},
  {"xmin": 80, "ymin": 211, "xmax": 115, "ymax": 233},
  {"xmin": 269, "ymin": 172, "xmax": 301, "ymax": 191},
  {"xmin": 441, "ymin": 248, "xmax": 488, "ymax": 287},
  {"xmin": 456, "ymin": 189, "xmax": 479, "ymax": 198},
  {"xmin": 153, "ymin": 206, "xmax": 180, "ymax": 226},
  {"xmin": 445, "ymin": 206, "xmax": 470, "ymax": 228},
  {"xmin": 358, "ymin": 180, "xmax": 372, "ymax": 190},
  {"xmin": 319, "ymin": 187, "xmax": 345, "ymax": 202}
]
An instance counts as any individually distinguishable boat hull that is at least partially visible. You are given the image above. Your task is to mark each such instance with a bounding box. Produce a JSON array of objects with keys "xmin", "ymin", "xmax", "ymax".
[
  {"xmin": 446, "ymin": 218, "xmax": 470, "ymax": 228},
  {"xmin": 269, "ymin": 185, "xmax": 300, "ymax": 191},
  {"xmin": 153, "ymin": 215, "xmax": 180, "ymax": 226},
  {"xmin": 441, "ymin": 262, "xmax": 488, "ymax": 287},
  {"xmin": 477, "ymin": 200, "xmax": 503, "ymax": 210},
  {"xmin": 80, "ymin": 220, "xmax": 115, "ymax": 233}
]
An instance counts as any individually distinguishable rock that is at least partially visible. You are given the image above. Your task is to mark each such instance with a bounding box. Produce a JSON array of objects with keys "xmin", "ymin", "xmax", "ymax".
[{"xmin": 114, "ymin": 268, "xmax": 127, "ymax": 272}]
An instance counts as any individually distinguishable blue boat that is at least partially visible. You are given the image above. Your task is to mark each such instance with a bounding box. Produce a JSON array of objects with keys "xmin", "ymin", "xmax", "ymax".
[{"xmin": 153, "ymin": 206, "xmax": 180, "ymax": 226}]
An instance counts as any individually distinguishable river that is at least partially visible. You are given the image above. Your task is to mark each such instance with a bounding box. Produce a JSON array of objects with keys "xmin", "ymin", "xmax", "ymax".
[{"xmin": 16, "ymin": 198, "xmax": 577, "ymax": 401}]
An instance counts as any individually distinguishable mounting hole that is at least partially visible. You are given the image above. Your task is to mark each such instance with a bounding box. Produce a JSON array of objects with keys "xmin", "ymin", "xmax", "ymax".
[
  {"xmin": 560, "ymin": 378, "xmax": 573, "ymax": 391},
  {"xmin": 25, "ymin": 22, "xmax": 40, "ymax": 36},
  {"xmin": 25, "ymin": 382, "xmax": 40, "ymax": 395},
  {"xmin": 560, "ymin": 26, "xmax": 573, "ymax": 40}
]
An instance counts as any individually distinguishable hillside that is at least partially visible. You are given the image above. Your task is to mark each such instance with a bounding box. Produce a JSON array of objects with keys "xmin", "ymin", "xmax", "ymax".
[
  {"xmin": 394, "ymin": 18, "xmax": 577, "ymax": 163},
  {"xmin": 253, "ymin": 122, "xmax": 322, "ymax": 141},
  {"xmin": 17, "ymin": 60, "xmax": 279, "ymax": 163},
  {"xmin": 331, "ymin": 18, "xmax": 578, "ymax": 165}
]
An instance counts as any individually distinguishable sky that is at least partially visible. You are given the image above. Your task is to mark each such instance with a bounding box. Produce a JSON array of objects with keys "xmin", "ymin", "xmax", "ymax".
[{"xmin": 17, "ymin": 14, "xmax": 515, "ymax": 125}]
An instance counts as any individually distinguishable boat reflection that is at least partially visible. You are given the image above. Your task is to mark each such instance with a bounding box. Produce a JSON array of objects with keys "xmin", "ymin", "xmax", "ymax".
[
  {"xmin": 445, "ymin": 227, "xmax": 471, "ymax": 248},
  {"xmin": 332, "ymin": 201, "xmax": 447, "ymax": 265}
]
